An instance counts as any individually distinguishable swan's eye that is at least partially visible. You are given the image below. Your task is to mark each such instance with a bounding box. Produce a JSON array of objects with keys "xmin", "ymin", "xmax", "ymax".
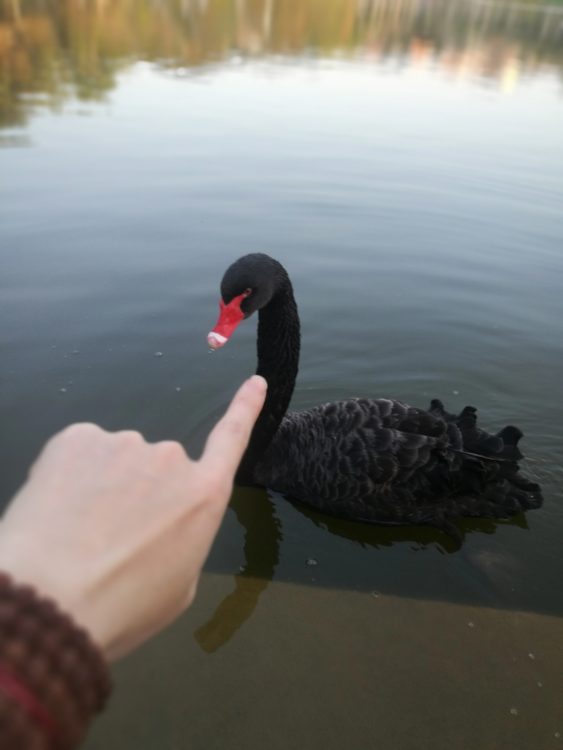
[{"xmin": 243, "ymin": 288, "xmax": 252, "ymax": 297}]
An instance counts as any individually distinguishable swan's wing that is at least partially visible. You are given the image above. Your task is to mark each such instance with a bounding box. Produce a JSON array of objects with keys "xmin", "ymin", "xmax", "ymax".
[
  {"xmin": 255, "ymin": 396, "xmax": 542, "ymax": 525},
  {"xmin": 255, "ymin": 398, "xmax": 461, "ymax": 522}
]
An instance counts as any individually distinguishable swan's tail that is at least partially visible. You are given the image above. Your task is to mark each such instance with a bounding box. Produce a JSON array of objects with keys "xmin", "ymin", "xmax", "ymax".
[{"xmin": 428, "ymin": 399, "xmax": 543, "ymax": 517}]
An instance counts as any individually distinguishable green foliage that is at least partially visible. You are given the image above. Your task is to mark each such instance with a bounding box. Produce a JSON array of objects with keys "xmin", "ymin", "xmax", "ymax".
[{"xmin": 1, "ymin": 0, "xmax": 562, "ymax": 129}]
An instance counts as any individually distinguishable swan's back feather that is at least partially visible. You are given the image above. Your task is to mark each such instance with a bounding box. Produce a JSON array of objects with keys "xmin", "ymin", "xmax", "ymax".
[{"xmin": 254, "ymin": 397, "xmax": 542, "ymax": 527}]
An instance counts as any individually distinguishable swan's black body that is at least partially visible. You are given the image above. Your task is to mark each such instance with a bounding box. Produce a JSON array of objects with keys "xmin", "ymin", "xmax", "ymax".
[{"xmin": 215, "ymin": 254, "xmax": 542, "ymax": 529}]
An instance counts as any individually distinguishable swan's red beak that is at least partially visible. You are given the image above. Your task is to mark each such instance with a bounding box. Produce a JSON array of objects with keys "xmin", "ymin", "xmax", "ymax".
[{"xmin": 207, "ymin": 292, "xmax": 248, "ymax": 350}]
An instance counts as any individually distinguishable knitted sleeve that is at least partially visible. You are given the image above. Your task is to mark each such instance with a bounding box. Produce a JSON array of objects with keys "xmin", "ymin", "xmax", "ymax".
[{"xmin": 0, "ymin": 573, "xmax": 112, "ymax": 749}]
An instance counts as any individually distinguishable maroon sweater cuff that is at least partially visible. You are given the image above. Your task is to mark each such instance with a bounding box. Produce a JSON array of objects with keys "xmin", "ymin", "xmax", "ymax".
[{"xmin": 0, "ymin": 572, "xmax": 112, "ymax": 749}]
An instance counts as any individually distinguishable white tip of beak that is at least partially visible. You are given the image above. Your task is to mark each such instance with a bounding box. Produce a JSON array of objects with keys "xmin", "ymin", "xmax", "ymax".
[{"xmin": 207, "ymin": 331, "xmax": 228, "ymax": 350}]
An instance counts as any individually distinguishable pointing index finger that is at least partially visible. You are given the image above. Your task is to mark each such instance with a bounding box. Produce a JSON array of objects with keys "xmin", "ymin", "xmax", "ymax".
[{"xmin": 200, "ymin": 375, "xmax": 267, "ymax": 478}]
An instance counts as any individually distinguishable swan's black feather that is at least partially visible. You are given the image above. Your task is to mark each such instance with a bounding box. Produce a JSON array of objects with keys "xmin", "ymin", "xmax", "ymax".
[
  {"xmin": 253, "ymin": 397, "xmax": 542, "ymax": 525},
  {"xmin": 214, "ymin": 253, "xmax": 543, "ymax": 530}
]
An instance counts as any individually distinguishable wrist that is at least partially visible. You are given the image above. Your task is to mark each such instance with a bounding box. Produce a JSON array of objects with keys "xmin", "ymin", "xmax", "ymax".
[{"xmin": 0, "ymin": 522, "xmax": 109, "ymax": 657}]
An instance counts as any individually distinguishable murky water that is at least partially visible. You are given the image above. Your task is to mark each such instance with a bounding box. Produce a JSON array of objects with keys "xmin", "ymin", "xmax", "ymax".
[{"xmin": 1, "ymin": 1, "xmax": 563, "ymax": 748}]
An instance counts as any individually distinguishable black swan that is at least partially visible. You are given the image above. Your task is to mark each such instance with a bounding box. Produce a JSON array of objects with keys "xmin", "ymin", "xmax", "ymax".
[{"xmin": 207, "ymin": 253, "xmax": 542, "ymax": 532}]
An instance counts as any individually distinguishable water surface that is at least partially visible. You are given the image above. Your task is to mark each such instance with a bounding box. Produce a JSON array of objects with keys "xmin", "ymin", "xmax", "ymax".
[{"xmin": 1, "ymin": 1, "xmax": 562, "ymax": 748}]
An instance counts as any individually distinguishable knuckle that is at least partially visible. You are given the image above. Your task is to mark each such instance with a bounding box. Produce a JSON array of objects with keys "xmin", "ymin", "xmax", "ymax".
[
  {"xmin": 115, "ymin": 430, "xmax": 145, "ymax": 447},
  {"xmin": 46, "ymin": 423, "xmax": 104, "ymax": 453},
  {"xmin": 36, "ymin": 423, "xmax": 107, "ymax": 470},
  {"xmin": 60, "ymin": 422, "xmax": 103, "ymax": 440},
  {"xmin": 154, "ymin": 440, "xmax": 187, "ymax": 464}
]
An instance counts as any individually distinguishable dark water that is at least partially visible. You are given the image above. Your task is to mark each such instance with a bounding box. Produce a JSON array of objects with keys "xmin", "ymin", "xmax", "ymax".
[{"xmin": 1, "ymin": 1, "xmax": 563, "ymax": 748}]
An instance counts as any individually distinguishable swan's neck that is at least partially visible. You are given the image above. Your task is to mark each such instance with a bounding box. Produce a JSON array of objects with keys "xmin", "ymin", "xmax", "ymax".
[{"xmin": 237, "ymin": 280, "xmax": 300, "ymax": 483}]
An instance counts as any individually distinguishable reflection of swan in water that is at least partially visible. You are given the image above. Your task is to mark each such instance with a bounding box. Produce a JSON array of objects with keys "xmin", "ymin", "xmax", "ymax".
[
  {"xmin": 194, "ymin": 483, "xmax": 532, "ymax": 652},
  {"xmin": 194, "ymin": 487, "xmax": 281, "ymax": 653},
  {"xmin": 291, "ymin": 498, "xmax": 531, "ymax": 553}
]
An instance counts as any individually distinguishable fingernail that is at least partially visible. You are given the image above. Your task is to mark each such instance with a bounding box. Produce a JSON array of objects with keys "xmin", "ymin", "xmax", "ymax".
[{"xmin": 248, "ymin": 375, "xmax": 267, "ymax": 393}]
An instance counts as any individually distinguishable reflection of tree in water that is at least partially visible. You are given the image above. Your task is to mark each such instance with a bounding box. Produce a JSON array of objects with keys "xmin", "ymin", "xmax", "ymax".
[
  {"xmin": 1, "ymin": 0, "xmax": 562, "ymax": 128},
  {"xmin": 194, "ymin": 486, "xmax": 281, "ymax": 653},
  {"xmin": 0, "ymin": 0, "xmax": 127, "ymax": 126}
]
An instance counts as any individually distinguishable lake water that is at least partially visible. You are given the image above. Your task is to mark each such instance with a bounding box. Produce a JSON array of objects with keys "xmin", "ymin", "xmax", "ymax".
[{"xmin": 1, "ymin": 1, "xmax": 563, "ymax": 748}]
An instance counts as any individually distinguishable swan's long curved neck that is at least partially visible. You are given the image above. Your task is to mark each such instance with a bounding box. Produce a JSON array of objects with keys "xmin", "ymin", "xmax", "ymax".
[{"xmin": 236, "ymin": 279, "xmax": 300, "ymax": 484}]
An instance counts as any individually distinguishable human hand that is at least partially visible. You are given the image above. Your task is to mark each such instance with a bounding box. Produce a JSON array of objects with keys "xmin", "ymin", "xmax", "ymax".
[{"xmin": 0, "ymin": 375, "xmax": 266, "ymax": 661}]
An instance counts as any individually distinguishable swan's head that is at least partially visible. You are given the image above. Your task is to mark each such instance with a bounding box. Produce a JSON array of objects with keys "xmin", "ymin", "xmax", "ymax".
[{"xmin": 207, "ymin": 253, "xmax": 281, "ymax": 350}]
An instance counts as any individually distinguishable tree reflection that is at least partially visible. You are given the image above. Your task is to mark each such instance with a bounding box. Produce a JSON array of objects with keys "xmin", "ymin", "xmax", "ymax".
[{"xmin": 1, "ymin": 0, "xmax": 562, "ymax": 128}]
